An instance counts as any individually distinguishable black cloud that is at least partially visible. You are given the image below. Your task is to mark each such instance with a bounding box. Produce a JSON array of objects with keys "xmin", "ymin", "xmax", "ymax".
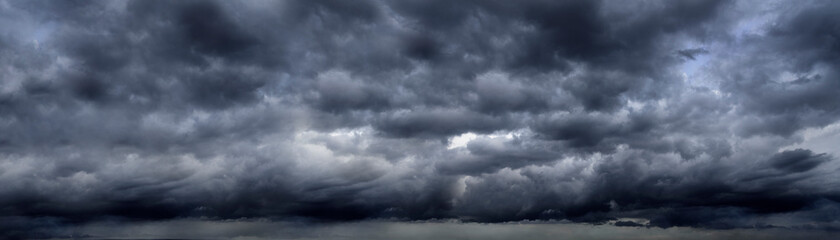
[{"xmin": 768, "ymin": 149, "xmax": 830, "ymax": 173}]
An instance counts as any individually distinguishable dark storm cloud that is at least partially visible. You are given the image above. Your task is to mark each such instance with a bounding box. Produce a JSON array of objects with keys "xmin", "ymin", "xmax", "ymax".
[
  {"xmin": 677, "ymin": 48, "xmax": 709, "ymax": 60},
  {"xmin": 1, "ymin": 0, "xmax": 840, "ymax": 238},
  {"xmin": 176, "ymin": 1, "xmax": 259, "ymax": 58},
  {"xmin": 768, "ymin": 149, "xmax": 831, "ymax": 173}
]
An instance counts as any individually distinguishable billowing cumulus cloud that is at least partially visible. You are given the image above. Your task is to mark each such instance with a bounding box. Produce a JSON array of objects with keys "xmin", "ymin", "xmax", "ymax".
[{"xmin": 1, "ymin": 0, "xmax": 840, "ymax": 238}]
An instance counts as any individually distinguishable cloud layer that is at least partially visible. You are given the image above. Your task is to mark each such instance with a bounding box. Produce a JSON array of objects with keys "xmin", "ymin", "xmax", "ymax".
[{"xmin": 1, "ymin": 0, "xmax": 840, "ymax": 238}]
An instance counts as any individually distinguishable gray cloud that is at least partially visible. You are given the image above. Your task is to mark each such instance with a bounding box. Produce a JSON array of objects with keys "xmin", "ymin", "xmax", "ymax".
[{"xmin": 1, "ymin": 0, "xmax": 840, "ymax": 238}]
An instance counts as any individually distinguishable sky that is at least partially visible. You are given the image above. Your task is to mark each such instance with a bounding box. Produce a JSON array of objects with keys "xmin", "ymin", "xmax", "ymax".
[{"xmin": 1, "ymin": 0, "xmax": 839, "ymax": 239}]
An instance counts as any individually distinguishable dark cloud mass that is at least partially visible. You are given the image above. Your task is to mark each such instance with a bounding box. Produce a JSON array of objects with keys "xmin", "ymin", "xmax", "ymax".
[{"xmin": 1, "ymin": 0, "xmax": 840, "ymax": 238}]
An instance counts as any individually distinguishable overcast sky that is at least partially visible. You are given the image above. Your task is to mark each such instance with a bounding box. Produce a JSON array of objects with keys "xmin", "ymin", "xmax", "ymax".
[{"xmin": 1, "ymin": 0, "xmax": 840, "ymax": 239}]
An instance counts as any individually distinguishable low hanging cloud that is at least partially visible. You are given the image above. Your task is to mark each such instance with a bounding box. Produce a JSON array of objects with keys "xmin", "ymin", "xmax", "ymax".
[{"xmin": 1, "ymin": 0, "xmax": 840, "ymax": 238}]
